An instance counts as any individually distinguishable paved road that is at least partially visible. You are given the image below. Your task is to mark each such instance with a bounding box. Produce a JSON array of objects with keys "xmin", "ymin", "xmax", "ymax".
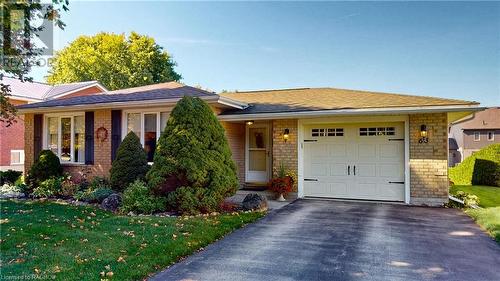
[{"xmin": 151, "ymin": 199, "xmax": 500, "ymax": 281}]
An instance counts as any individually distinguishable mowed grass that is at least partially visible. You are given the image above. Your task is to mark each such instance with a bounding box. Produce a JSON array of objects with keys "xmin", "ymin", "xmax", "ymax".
[
  {"xmin": 466, "ymin": 207, "xmax": 500, "ymax": 243},
  {"xmin": 450, "ymin": 185, "xmax": 500, "ymax": 208},
  {"xmin": 0, "ymin": 199, "xmax": 264, "ymax": 280},
  {"xmin": 450, "ymin": 185, "xmax": 500, "ymax": 243}
]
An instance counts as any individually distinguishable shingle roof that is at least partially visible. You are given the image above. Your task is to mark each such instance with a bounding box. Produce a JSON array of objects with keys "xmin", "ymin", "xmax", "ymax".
[
  {"xmin": 0, "ymin": 76, "xmax": 52, "ymax": 100},
  {"xmin": 1, "ymin": 76, "xmax": 105, "ymax": 101},
  {"xmin": 43, "ymin": 81, "xmax": 102, "ymax": 99},
  {"xmin": 17, "ymin": 82, "xmax": 215, "ymax": 109},
  {"xmin": 220, "ymin": 88, "xmax": 479, "ymax": 115},
  {"xmin": 457, "ymin": 107, "xmax": 500, "ymax": 130}
]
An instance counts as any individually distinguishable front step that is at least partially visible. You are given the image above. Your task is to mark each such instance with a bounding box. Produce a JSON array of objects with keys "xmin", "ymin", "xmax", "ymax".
[{"xmin": 236, "ymin": 189, "xmax": 298, "ymax": 201}]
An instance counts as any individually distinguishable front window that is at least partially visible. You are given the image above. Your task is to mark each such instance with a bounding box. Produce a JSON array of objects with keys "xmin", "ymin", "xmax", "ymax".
[
  {"xmin": 474, "ymin": 131, "xmax": 480, "ymax": 141},
  {"xmin": 487, "ymin": 132, "xmax": 494, "ymax": 141},
  {"xmin": 125, "ymin": 111, "xmax": 169, "ymax": 162},
  {"xmin": 45, "ymin": 114, "xmax": 85, "ymax": 163}
]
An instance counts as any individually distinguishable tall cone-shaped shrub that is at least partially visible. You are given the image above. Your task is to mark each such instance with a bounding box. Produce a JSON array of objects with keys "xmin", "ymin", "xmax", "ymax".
[
  {"xmin": 110, "ymin": 131, "xmax": 149, "ymax": 191},
  {"xmin": 147, "ymin": 96, "xmax": 238, "ymax": 214}
]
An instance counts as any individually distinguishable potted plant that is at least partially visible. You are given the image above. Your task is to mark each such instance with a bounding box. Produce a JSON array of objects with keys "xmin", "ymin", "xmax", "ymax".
[{"xmin": 268, "ymin": 162, "xmax": 296, "ymax": 201}]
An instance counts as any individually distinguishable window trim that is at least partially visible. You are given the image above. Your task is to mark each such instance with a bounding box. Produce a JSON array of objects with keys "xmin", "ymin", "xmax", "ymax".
[
  {"xmin": 43, "ymin": 112, "xmax": 85, "ymax": 164},
  {"xmin": 359, "ymin": 127, "xmax": 396, "ymax": 136},
  {"xmin": 10, "ymin": 150, "xmax": 25, "ymax": 165},
  {"xmin": 473, "ymin": 131, "xmax": 480, "ymax": 141},
  {"xmin": 487, "ymin": 131, "xmax": 494, "ymax": 141},
  {"xmin": 311, "ymin": 127, "xmax": 344, "ymax": 137},
  {"xmin": 121, "ymin": 109, "xmax": 171, "ymax": 145},
  {"xmin": 122, "ymin": 108, "xmax": 171, "ymax": 163}
]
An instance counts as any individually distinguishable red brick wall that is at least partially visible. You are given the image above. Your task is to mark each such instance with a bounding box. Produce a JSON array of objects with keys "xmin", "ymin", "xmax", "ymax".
[{"xmin": 0, "ymin": 99, "xmax": 27, "ymax": 168}]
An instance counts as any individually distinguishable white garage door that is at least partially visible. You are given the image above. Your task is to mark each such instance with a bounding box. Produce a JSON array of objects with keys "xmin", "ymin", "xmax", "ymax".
[{"xmin": 303, "ymin": 122, "xmax": 405, "ymax": 201}]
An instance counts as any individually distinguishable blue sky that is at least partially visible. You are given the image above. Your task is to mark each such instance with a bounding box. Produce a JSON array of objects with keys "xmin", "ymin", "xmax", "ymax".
[{"xmin": 32, "ymin": 1, "xmax": 499, "ymax": 106}]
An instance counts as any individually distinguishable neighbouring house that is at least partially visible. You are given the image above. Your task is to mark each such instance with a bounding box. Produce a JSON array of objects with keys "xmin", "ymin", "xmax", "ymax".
[
  {"xmin": 448, "ymin": 107, "xmax": 500, "ymax": 167},
  {"xmin": 17, "ymin": 83, "xmax": 482, "ymax": 206},
  {"xmin": 0, "ymin": 76, "xmax": 107, "ymax": 171}
]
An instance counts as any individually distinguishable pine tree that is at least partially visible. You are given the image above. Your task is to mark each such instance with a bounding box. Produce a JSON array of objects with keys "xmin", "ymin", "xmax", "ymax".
[
  {"xmin": 147, "ymin": 96, "xmax": 238, "ymax": 214},
  {"xmin": 110, "ymin": 131, "xmax": 149, "ymax": 191}
]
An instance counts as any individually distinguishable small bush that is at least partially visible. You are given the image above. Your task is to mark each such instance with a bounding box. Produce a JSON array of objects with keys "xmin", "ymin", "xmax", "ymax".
[
  {"xmin": 32, "ymin": 177, "xmax": 63, "ymax": 198},
  {"xmin": 89, "ymin": 176, "xmax": 111, "ymax": 190},
  {"xmin": 0, "ymin": 170, "xmax": 22, "ymax": 185},
  {"xmin": 73, "ymin": 177, "xmax": 113, "ymax": 203},
  {"xmin": 449, "ymin": 191, "xmax": 480, "ymax": 208},
  {"xmin": 109, "ymin": 132, "xmax": 149, "ymax": 191},
  {"xmin": 449, "ymin": 144, "xmax": 500, "ymax": 186},
  {"xmin": 0, "ymin": 184, "xmax": 21, "ymax": 195},
  {"xmin": 60, "ymin": 178, "xmax": 79, "ymax": 197},
  {"xmin": 26, "ymin": 150, "xmax": 63, "ymax": 189},
  {"xmin": 15, "ymin": 183, "xmax": 30, "ymax": 195},
  {"xmin": 121, "ymin": 180, "xmax": 166, "ymax": 214},
  {"xmin": 89, "ymin": 188, "xmax": 114, "ymax": 203},
  {"xmin": 166, "ymin": 186, "xmax": 222, "ymax": 215}
]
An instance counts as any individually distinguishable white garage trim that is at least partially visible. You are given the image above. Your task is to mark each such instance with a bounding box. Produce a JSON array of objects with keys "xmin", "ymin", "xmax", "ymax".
[{"xmin": 297, "ymin": 115, "xmax": 410, "ymax": 204}]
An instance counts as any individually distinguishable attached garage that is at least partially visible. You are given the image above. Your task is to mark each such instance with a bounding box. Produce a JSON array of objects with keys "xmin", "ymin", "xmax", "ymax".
[{"xmin": 302, "ymin": 121, "xmax": 406, "ymax": 202}]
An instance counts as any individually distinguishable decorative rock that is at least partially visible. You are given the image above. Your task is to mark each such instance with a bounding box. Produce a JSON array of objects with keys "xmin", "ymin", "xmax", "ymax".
[
  {"xmin": 241, "ymin": 193, "xmax": 268, "ymax": 211},
  {"xmin": 101, "ymin": 194, "xmax": 122, "ymax": 212}
]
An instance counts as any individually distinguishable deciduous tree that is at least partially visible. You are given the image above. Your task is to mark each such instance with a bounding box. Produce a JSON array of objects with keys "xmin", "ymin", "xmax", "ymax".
[{"xmin": 47, "ymin": 32, "xmax": 181, "ymax": 90}]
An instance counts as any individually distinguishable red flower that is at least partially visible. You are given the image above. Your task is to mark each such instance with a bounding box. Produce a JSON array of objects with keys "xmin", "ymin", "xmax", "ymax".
[{"xmin": 268, "ymin": 176, "xmax": 293, "ymax": 195}]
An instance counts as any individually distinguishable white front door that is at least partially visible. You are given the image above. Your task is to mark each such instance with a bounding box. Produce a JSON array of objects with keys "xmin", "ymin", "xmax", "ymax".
[
  {"xmin": 246, "ymin": 123, "xmax": 270, "ymax": 183},
  {"xmin": 303, "ymin": 123, "xmax": 405, "ymax": 201}
]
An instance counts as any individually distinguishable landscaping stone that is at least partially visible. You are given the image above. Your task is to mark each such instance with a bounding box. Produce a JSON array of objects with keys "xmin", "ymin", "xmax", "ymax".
[
  {"xmin": 242, "ymin": 193, "xmax": 268, "ymax": 211},
  {"xmin": 101, "ymin": 194, "xmax": 122, "ymax": 211}
]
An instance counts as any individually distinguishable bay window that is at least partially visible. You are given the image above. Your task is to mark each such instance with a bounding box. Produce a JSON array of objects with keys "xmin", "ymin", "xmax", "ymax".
[
  {"xmin": 124, "ymin": 111, "xmax": 169, "ymax": 162},
  {"xmin": 44, "ymin": 114, "xmax": 85, "ymax": 163}
]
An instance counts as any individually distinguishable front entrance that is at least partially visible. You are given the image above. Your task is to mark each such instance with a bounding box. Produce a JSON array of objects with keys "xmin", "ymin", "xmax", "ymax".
[
  {"xmin": 245, "ymin": 123, "xmax": 271, "ymax": 183},
  {"xmin": 303, "ymin": 122, "xmax": 405, "ymax": 201}
]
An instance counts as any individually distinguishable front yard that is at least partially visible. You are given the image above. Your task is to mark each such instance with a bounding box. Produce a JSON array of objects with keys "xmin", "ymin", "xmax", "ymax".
[
  {"xmin": 0, "ymin": 200, "xmax": 264, "ymax": 280},
  {"xmin": 450, "ymin": 185, "xmax": 500, "ymax": 243}
]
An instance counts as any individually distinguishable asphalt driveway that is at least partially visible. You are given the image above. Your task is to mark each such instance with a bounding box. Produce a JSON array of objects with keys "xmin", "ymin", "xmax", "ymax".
[{"xmin": 151, "ymin": 199, "xmax": 500, "ymax": 281}]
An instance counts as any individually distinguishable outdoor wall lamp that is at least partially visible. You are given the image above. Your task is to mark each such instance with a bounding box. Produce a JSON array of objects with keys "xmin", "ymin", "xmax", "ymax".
[
  {"xmin": 283, "ymin": 128, "xmax": 290, "ymax": 142},
  {"xmin": 245, "ymin": 120, "xmax": 254, "ymax": 126},
  {"xmin": 419, "ymin": 124, "xmax": 428, "ymax": 143}
]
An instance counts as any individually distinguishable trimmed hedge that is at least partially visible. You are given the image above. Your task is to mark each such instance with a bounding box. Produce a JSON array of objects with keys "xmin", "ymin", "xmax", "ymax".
[
  {"xmin": 147, "ymin": 96, "xmax": 238, "ymax": 214},
  {"xmin": 449, "ymin": 144, "xmax": 500, "ymax": 186},
  {"xmin": 109, "ymin": 132, "xmax": 149, "ymax": 191}
]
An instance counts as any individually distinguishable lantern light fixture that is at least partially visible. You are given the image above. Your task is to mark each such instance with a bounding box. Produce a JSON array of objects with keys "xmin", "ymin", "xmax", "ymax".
[
  {"xmin": 283, "ymin": 128, "xmax": 290, "ymax": 142},
  {"xmin": 419, "ymin": 124, "xmax": 428, "ymax": 143},
  {"xmin": 246, "ymin": 120, "xmax": 254, "ymax": 126}
]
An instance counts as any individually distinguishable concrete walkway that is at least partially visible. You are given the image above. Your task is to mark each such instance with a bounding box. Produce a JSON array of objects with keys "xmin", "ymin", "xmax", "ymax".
[{"xmin": 151, "ymin": 199, "xmax": 500, "ymax": 281}]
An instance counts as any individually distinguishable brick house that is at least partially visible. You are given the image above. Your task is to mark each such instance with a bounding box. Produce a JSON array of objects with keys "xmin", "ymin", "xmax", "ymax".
[
  {"xmin": 0, "ymin": 76, "xmax": 107, "ymax": 171},
  {"xmin": 448, "ymin": 107, "xmax": 500, "ymax": 166},
  {"xmin": 17, "ymin": 82, "xmax": 482, "ymax": 205}
]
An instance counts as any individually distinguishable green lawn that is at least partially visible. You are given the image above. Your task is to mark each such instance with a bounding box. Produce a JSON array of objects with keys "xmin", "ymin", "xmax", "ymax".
[
  {"xmin": 450, "ymin": 185, "xmax": 500, "ymax": 208},
  {"xmin": 0, "ymin": 200, "xmax": 264, "ymax": 280},
  {"xmin": 466, "ymin": 207, "xmax": 500, "ymax": 243},
  {"xmin": 449, "ymin": 185, "xmax": 500, "ymax": 244}
]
